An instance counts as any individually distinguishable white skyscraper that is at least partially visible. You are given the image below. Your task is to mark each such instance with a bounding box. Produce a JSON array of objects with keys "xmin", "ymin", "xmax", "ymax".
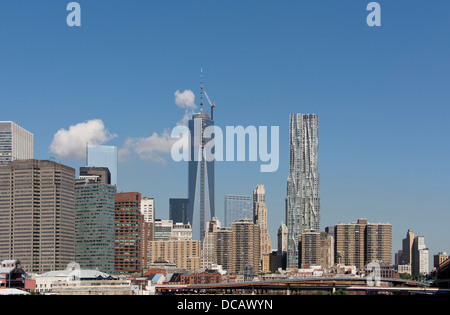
[
  {"xmin": 286, "ymin": 114, "xmax": 320, "ymax": 269},
  {"xmin": 412, "ymin": 236, "xmax": 429, "ymax": 276},
  {"xmin": 141, "ymin": 197, "xmax": 155, "ymax": 223},
  {"xmin": 0, "ymin": 121, "xmax": 33, "ymax": 166}
]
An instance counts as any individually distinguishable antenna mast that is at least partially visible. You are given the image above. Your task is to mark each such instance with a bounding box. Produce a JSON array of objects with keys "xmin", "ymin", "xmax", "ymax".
[{"xmin": 200, "ymin": 68, "xmax": 204, "ymax": 113}]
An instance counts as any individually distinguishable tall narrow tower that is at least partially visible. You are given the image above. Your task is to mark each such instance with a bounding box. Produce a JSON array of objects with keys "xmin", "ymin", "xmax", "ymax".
[
  {"xmin": 286, "ymin": 114, "xmax": 320, "ymax": 269},
  {"xmin": 188, "ymin": 70, "xmax": 215, "ymax": 243}
]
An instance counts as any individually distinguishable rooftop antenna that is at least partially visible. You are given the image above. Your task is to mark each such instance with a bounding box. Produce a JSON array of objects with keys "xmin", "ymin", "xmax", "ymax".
[{"xmin": 200, "ymin": 68, "xmax": 204, "ymax": 114}]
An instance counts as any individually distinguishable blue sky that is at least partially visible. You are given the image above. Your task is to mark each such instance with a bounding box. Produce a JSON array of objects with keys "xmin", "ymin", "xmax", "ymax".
[{"xmin": 1, "ymin": 1, "xmax": 449, "ymax": 260}]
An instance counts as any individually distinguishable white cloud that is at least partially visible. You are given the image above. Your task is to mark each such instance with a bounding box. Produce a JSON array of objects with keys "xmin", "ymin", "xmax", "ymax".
[
  {"xmin": 175, "ymin": 89, "xmax": 196, "ymax": 109},
  {"xmin": 118, "ymin": 130, "xmax": 176, "ymax": 165},
  {"xmin": 175, "ymin": 89, "xmax": 197, "ymax": 127},
  {"xmin": 50, "ymin": 119, "xmax": 117, "ymax": 160},
  {"xmin": 119, "ymin": 90, "xmax": 197, "ymax": 165}
]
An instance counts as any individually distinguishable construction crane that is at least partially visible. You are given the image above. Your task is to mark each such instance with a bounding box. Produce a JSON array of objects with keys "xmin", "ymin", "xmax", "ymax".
[{"xmin": 203, "ymin": 89, "xmax": 216, "ymax": 120}]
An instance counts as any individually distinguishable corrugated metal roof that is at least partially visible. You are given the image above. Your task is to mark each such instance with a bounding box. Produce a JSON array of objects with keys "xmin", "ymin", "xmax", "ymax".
[
  {"xmin": 39, "ymin": 269, "xmax": 115, "ymax": 279},
  {"xmin": 0, "ymin": 289, "xmax": 29, "ymax": 295}
]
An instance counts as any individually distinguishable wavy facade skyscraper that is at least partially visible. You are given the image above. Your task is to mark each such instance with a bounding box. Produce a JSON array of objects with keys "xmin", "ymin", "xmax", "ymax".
[{"xmin": 286, "ymin": 114, "xmax": 320, "ymax": 269}]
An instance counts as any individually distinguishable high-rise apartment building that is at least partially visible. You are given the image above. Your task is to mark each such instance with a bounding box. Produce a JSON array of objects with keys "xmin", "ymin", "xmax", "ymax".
[
  {"xmin": 201, "ymin": 218, "xmax": 221, "ymax": 269},
  {"xmin": 229, "ymin": 219, "xmax": 261, "ymax": 275},
  {"xmin": 0, "ymin": 160, "xmax": 75, "ymax": 273},
  {"xmin": 169, "ymin": 198, "xmax": 189, "ymax": 225},
  {"xmin": 216, "ymin": 225, "xmax": 232, "ymax": 273},
  {"xmin": 298, "ymin": 230, "xmax": 321, "ymax": 267},
  {"xmin": 298, "ymin": 231, "xmax": 334, "ymax": 269},
  {"xmin": 224, "ymin": 195, "xmax": 252, "ymax": 227},
  {"xmin": 334, "ymin": 219, "xmax": 391, "ymax": 269},
  {"xmin": 0, "ymin": 121, "xmax": 33, "ymax": 166},
  {"xmin": 320, "ymin": 232, "xmax": 334, "ymax": 269},
  {"xmin": 87, "ymin": 145, "xmax": 118, "ymax": 187},
  {"xmin": 366, "ymin": 223, "xmax": 392, "ymax": 265},
  {"xmin": 286, "ymin": 114, "xmax": 320, "ymax": 269},
  {"xmin": 200, "ymin": 218, "xmax": 232, "ymax": 271},
  {"xmin": 75, "ymin": 175, "xmax": 116, "ymax": 274},
  {"xmin": 147, "ymin": 239, "xmax": 201, "ymax": 271},
  {"xmin": 114, "ymin": 192, "xmax": 143, "ymax": 274}
]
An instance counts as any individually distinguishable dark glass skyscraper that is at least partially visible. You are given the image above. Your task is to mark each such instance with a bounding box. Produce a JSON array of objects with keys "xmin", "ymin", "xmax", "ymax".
[
  {"xmin": 170, "ymin": 198, "xmax": 190, "ymax": 225},
  {"xmin": 75, "ymin": 175, "xmax": 116, "ymax": 274},
  {"xmin": 188, "ymin": 112, "xmax": 215, "ymax": 242},
  {"xmin": 224, "ymin": 195, "xmax": 253, "ymax": 227}
]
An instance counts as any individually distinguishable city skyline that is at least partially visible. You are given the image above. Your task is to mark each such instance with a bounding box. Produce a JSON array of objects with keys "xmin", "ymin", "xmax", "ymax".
[{"xmin": 1, "ymin": 0, "xmax": 450, "ymax": 260}]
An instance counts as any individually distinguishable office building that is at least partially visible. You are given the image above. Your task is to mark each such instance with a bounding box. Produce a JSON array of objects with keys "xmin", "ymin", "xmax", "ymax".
[
  {"xmin": 0, "ymin": 121, "xmax": 33, "ymax": 166},
  {"xmin": 224, "ymin": 195, "xmax": 253, "ymax": 228},
  {"xmin": 278, "ymin": 223, "xmax": 288, "ymax": 254},
  {"xmin": 188, "ymin": 110, "xmax": 215, "ymax": 242},
  {"xmin": 172, "ymin": 222, "xmax": 193, "ymax": 240},
  {"xmin": 79, "ymin": 167, "xmax": 111, "ymax": 185},
  {"xmin": 325, "ymin": 226, "xmax": 335, "ymax": 239},
  {"xmin": 398, "ymin": 230, "xmax": 429, "ymax": 276},
  {"xmin": 87, "ymin": 145, "xmax": 118, "ymax": 187},
  {"xmin": 252, "ymin": 185, "xmax": 272, "ymax": 268},
  {"xmin": 141, "ymin": 197, "xmax": 155, "ymax": 224},
  {"xmin": 253, "ymin": 185, "xmax": 265, "ymax": 216},
  {"xmin": 0, "ymin": 160, "xmax": 75, "ymax": 274},
  {"xmin": 286, "ymin": 114, "xmax": 320, "ymax": 269},
  {"xmin": 154, "ymin": 219, "xmax": 173, "ymax": 241},
  {"xmin": 75, "ymin": 175, "xmax": 116, "ymax": 274},
  {"xmin": 188, "ymin": 75, "xmax": 216, "ymax": 242},
  {"xmin": 434, "ymin": 252, "xmax": 449, "ymax": 269},
  {"xmin": 169, "ymin": 198, "xmax": 189, "ymax": 225},
  {"xmin": 412, "ymin": 236, "xmax": 429, "ymax": 275},
  {"xmin": 334, "ymin": 219, "xmax": 391, "ymax": 269},
  {"xmin": 254, "ymin": 202, "xmax": 272, "ymax": 257},
  {"xmin": 114, "ymin": 192, "xmax": 143, "ymax": 274},
  {"xmin": 277, "ymin": 223, "xmax": 288, "ymax": 269},
  {"xmin": 401, "ymin": 230, "xmax": 415, "ymax": 265}
]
